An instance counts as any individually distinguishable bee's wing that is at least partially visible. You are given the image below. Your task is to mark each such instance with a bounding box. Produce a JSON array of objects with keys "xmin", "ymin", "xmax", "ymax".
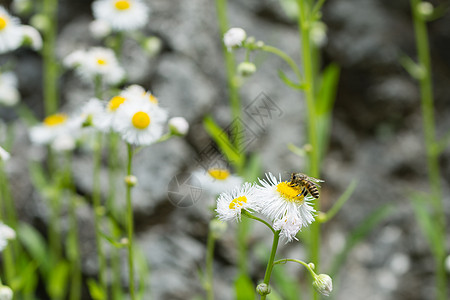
[{"xmin": 308, "ymin": 177, "xmax": 324, "ymax": 187}]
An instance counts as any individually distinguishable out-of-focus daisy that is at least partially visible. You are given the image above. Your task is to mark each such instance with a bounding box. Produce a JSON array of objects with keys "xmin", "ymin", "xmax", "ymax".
[
  {"xmin": 92, "ymin": 0, "xmax": 149, "ymax": 32},
  {"xmin": 21, "ymin": 25, "xmax": 42, "ymax": 51},
  {"xmin": 0, "ymin": 285, "xmax": 13, "ymax": 300},
  {"xmin": 121, "ymin": 84, "xmax": 158, "ymax": 105},
  {"xmin": 0, "ymin": 72, "xmax": 20, "ymax": 106},
  {"xmin": 64, "ymin": 47, "xmax": 125, "ymax": 85},
  {"xmin": 29, "ymin": 113, "xmax": 72, "ymax": 145},
  {"xmin": 216, "ymin": 182, "xmax": 260, "ymax": 222},
  {"xmin": 113, "ymin": 96, "xmax": 167, "ymax": 145},
  {"xmin": 223, "ymin": 27, "xmax": 246, "ymax": 51},
  {"xmin": 194, "ymin": 167, "xmax": 243, "ymax": 196},
  {"xmin": 51, "ymin": 134, "xmax": 76, "ymax": 152},
  {"xmin": 0, "ymin": 6, "xmax": 23, "ymax": 54},
  {"xmin": 168, "ymin": 117, "xmax": 189, "ymax": 136},
  {"xmin": 0, "ymin": 222, "xmax": 15, "ymax": 252},
  {"xmin": 78, "ymin": 98, "xmax": 105, "ymax": 128},
  {"xmin": 257, "ymin": 173, "xmax": 316, "ymax": 241},
  {"xmin": 0, "ymin": 146, "xmax": 10, "ymax": 161}
]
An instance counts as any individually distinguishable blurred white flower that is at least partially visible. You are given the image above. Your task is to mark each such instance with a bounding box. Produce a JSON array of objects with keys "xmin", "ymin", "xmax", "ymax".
[
  {"xmin": 0, "ymin": 222, "xmax": 15, "ymax": 252},
  {"xmin": 0, "ymin": 285, "xmax": 13, "ymax": 300},
  {"xmin": 92, "ymin": 0, "xmax": 149, "ymax": 32},
  {"xmin": 29, "ymin": 113, "xmax": 73, "ymax": 145},
  {"xmin": 89, "ymin": 19, "xmax": 112, "ymax": 39},
  {"xmin": 310, "ymin": 21, "xmax": 327, "ymax": 47},
  {"xmin": 216, "ymin": 182, "xmax": 260, "ymax": 222},
  {"xmin": 0, "ymin": 146, "xmax": 10, "ymax": 161},
  {"xmin": 223, "ymin": 27, "xmax": 246, "ymax": 51},
  {"xmin": 21, "ymin": 25, "xmax": 42, "ymax": 50},
  {"xmin": 113, "ymin": 95, "xmax": 167, "ymax": 145},
  {"xmin": 51, "ymin": 134, "xmax": 76, "ymax": 152},
  {"xmin": 194, "ymin": 168, "xmax": 243, "ymax": 196},
  {"xmin": 0, "ymin": 6, "xmax": 23, "ymax": 54},
  {"xmin": 64, "ymin": 47, "xmax": 125, "ymax": 85},
  {"xmin": 169, "ymin": 117, "xmax": 189, "ymax": 136},
  {"xmin": 257, "ymin": 173, "xmax": 315, "ymax": 241},
  {"xmin": 0, "ymin": 72, "xmax": 20, "ymax": 106}
]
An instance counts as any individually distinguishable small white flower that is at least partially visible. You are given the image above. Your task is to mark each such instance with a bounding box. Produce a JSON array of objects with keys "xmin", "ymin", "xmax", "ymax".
[
  {"xmin": 0, "ymin": 6, "xmax": 23, "ymax": 54},
  {"xmin": 21, "ymin": 25, "xmax": 42, "ymax": 50},
  {"xmin": 310, "ymin": 22, "xmax": 327, "ymax": 47},
  {"xmin": 0, "ymin": 146, "xmax": 10, "ymax": 161},
  {"xmin": 78, "ymin": 98, "xmax": 105, "ymax": 128},
  {"xmin": 223, "ymin": 27, "xmax": 246, "ymax": 51},
  {"xmin": 313, "ymin": 274, "xmax": 333, "ymax": 296},
  {"xmin": 113, "ymin": 96, "xmax": 167, "ymax": 145},
  {"xmin": 89, "ymin": 19, "xmax": 112, "ymax": 39},
  {"xmin": 216, "ymin": 182, "xmax": 260, "ymax": 222},
  {"xmin": 0, "ymin": 285, "xmax": 13, "ymax": 300},
  {"xmin": 51, "ymin": 134, "xmax": 76, "ymax": 152},
  {"xmin": 0, "ymin": 222, "xmax": 15, "ymax": 252},
  {"xmin": 92, "ymin": 0, "xmax": 150, "ymax": 32},
  {"xmin": 65, "ymin": 47, "xmax": 125, "ymax": 85},
  {"xmin": 29, "ymin": 113, "xmax": 74, "ymax": 145},
  {"xmin": 194, "ymin": 168, "xmax": 243, "ymax": 196},
  {"xmin": 257, "ymin": 173, "xmax": 316, "ymax": 241},
  {"xmin": 0, "ymin": 72, "xmax": 20, "ymax": 106},
  {"xmin": 169, "ymin": 117, "xmax": 189, "ymax": 136}
]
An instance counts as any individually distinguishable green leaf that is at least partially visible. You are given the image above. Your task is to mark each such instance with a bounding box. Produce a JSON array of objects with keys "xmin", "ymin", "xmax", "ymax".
[
  {"xmin": 203, "ymin": 115, "xmax": 244, "ymax": 169},
  {"xmin": 29, "ymin": 161, "xmax": 50, "ymax": 191},
  {"xmin": 287, "ymin": 143, "xmax": 307, "ymax": 158},
  {"xmin": 234, "ymin": 273, "xmax": 255, "ymax": 300},
  {"xmin": 330, "ymin": 204, "xmax": 393, "ymax": 277},
  {"xmin": 243, "ymin": 153, "xmax": 262, "ymax": 181},
  {"xmin": 87, "ymin": 279, "xmax": 106, "ymax": 300},
  {"xmin": 17, "ymin": 223, "xmax": 50, "ymax": 275},
  {"xmin": 48, "ymin": 260, "xmax": 70, "ymax": 299},
  {"xmin": 316, "ymin": 63, "xmax": 340, "ymax": 115},
  {"xmin": 278, "ymin": 69, "xmax": 306, "ymax": 90}
]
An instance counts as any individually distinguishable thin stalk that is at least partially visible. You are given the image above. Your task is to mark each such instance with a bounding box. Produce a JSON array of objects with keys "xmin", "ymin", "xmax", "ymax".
[
  {"xmin": 261, "ymin": 45, "xmax": 303, "ymax": 81},
  {"xmin": 273, "ymin": 258, "xmax": 317, "ymax": 278},
  {"xmin": 242, "ymin": 210, "xmax": 275, "ymax": 234},
  {"xmin": 0, "ymin": 164, "xmax": 15, "ymax": 284},
  {"xmin": 410, "ymin": 1, "xmax": 447, "ymax": 299},
  {"xmin": 205, "ymin": 224, "xmax": 216, "ymax": 300},
  {"xmin": 42, "ymin": 0, "xmax": 59, "ymax": 115},
  {"xmin": 260, "ymin": 230, "xmax": 280, "ymax": 300},
  {"xmin": 65, "ymin": 152, "xmax": 81, "ymax": 300},
  {"xmin": 126, "ymin": 143, "xmax": 136, "ymax": 300},
  {"xmin": 92, "ymin": 133, "xmax": 107, "ymax": 297}
]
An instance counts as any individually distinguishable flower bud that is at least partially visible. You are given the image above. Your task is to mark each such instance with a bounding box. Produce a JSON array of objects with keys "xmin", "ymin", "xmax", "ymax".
[
  {"xmin": 89, "ymin": 19, "xmax": 112, "ymax": 39},
  {"xmin": 125, "ymin": 175, "xmax": 138, "ymax": 187},
  {"xmin": 209, "ymin": 219, "xmax": 227, "ymax": 239},
  {"xmin": 169, "ymin": 117, "xmax": 189, "ymax": 136},
  {"xmin": 21, "ymin": 25, "xmax": 43, "ymax": 51},
  {"xmin": 143, "ymin": 36, "xmax": 163, "ymax": 57},
  {"xmin": 256, "ymin": 283, "xmax": 271, "ymax": 296},
  {"xmin": 30, "ymin": 14, "xmax": 51, "ymax": 33},
  {"xmin": 0, "ymin": 146, "xmax": 10, "ymax": 162},
  {"xmin": 12, "ymin": 0, "xmax": 33, "ymax": 15},
  {"xmin": 237, "ymin": 62, "xmax": 256, "ymax": 77},
  {"xmin": 310, "ymin": 22, "xmax": 327, "ymax": 47},
  {"xmin": 120, "ymin": 237, "xmax": 129, "ymax": 245},
  {"xmin": 223, "ymin": 27, "xmax": 246, "ymax": 51},
  {"xmin": 0, "ymin": 285, "xmax": 13, "ymax": 300},
  {"xmin": 417, "ymin": 2, "xmax": 434, "ymax": 19},
  {"xmin": 313, "ymin": 274, "xmax": 333, "ymax": 297}
]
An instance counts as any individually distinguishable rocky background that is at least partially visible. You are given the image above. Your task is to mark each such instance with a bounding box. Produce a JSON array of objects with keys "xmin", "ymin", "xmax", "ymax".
[{"xmin": 1, "ymin": 0, "xmax": 450, "ymax": 299}]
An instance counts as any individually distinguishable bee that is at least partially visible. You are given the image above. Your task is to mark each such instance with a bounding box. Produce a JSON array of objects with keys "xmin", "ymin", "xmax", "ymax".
[{"xmin": 289, "ymin": 173, "xmax": 324, "ymax": 199}]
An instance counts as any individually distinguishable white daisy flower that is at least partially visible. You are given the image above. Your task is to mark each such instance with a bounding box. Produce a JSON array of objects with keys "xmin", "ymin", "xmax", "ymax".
[
  {"xmin": 112, "ymin": 96, "xmax": 167, "ymax": 145},
  {"xmin": 0, "ymin": 72, "xmax": 20, "ymax": 106},
  {"xmin": 223, "ymin": 27, "xmax": 246, "ymax": 51},
  {"xmin": 21, "ymin": 25, "xmax": 42, "ymax": 51},
  {"xmin": 194, "ymin": 168, "xmax": 243, "ymax": 196},
  {"xmin": 78, "ymin": 98, "xmax": 105, "ymax": 129},
  {"xmin": 92, "ymin": 0, "xmax": 149, "ymax": 32},
  {"xmin": 216, "ymin": 182, "xmax": 260, "ymax": 222},
  {"xmin": 0, "ymin": 6, "xmax": 23, "ymax": 54},
  {"xmin": 0, "ymin": 222, "xmax": 15, "ymax": 252},
  {"xmin": 29, "ymin": 113, "xmax": 72, "ymax": 145},
  {"xmin": 89, "ymin": 19, "xmax": 112, "ymax": 39},
  {"xmin": 257, "ymin": 173, "xmax": 316, "ymax": 241},
  {"xmin": 65, "ymin": 47, "xmax": 125, "ymax": 85},
  {"xmin": 169, "ymin": 117, "xmax": 189, "ymax": 136},
  {"xmin": 0, "ymin": 146, "xmax": 10, "ymax": 161},
  {"xmin": 0, "ymin": 285, "xmax": 13, "ymax": 300},
  {"xmin": 121, "ymin": 84, "xmax": 158, "ymax": 105}
]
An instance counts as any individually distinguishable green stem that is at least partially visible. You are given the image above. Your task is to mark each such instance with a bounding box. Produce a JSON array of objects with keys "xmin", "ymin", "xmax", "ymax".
[
  {"xmin": 273, "ymin": 258, "xmax": 317, "ymax": 278},
  {"xmin": 260, "ymin": 230, "xmax": 280, "ymax": 300},
  {"xmin": 126, "ymin": 143, "xmax": 136, "ymax": 300},
  {"xmin": 261, "ymin": 45, "xmax": 303, "ymax": 81},
  {"xmin": 42, "ymin": 0, "xmax": 59, "ymax": 115},
  {"xmin": 242, "ymin": 210, "xmax": 275, "ymax": 234},
  {"xmin": 0, "ymin": 164, "xmax": 15, "ymax": 285},
  {"xmin": 93, "ymin": 133, "xmax": 107, "ymax": 297},
  {"xmin": 95, "ymin": 75, "xmax": 103, "ymax": 99},
  {"xmin": 205, "ymin": 223, "xmax": 216, "ymax": 300},
  {"xmin": 410, "ymin": 1, "xmax": 447, "ymax": 299}
]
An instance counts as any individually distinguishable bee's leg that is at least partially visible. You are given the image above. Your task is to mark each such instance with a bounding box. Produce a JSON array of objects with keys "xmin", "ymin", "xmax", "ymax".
[
  {"xmin": 302, "ymin": 188, "xmax": 309, "ymax": 197},
  {"xmin": 297, "ymin": 187, "xmax": 306, "ymax": 197}
]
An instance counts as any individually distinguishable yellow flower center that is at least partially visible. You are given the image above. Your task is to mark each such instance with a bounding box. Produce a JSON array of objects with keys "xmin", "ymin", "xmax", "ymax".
[
  {"xmin": 115, "ymin": 0, "xmax": 131, "ymax": 10},
  {"xmin": 43, "ymin": 114, "xmax": 67, "ymax": 127},
  {"xmin": 0, "ymin": 16, "xmax": 8, "ymax": 31},
  {"xmin": 208, "ymin": 169, "xmax": 230, "ymax": 180},
  {"xmin": 97, "ymin": 58, "xmax": 107, "ymax": 65},
  {"xmin": 108, "ymin": 96, "xmax": 126, "ymax": 111},
  {"xmin": 229, "ymin": 196, "xmax": 247, "ymax": 210},
  {"xmin": 132, "ymin": 111, "xmax": 150, "ymax": 129},
  {"xmin": 276, "ymin": 181, "xmax": 304, "ymax": 203}
]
